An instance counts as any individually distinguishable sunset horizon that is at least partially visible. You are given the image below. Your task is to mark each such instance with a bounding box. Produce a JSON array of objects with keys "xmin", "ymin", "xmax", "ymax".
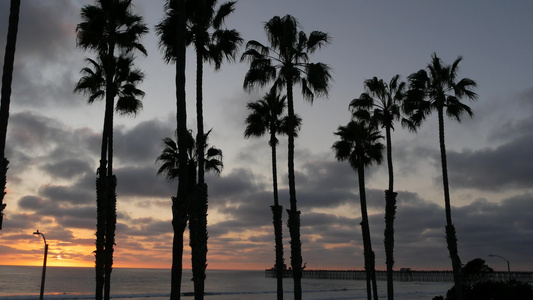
[{"xmin": 1, "ymin": 2, "xmax": 533, "ymax": 294}]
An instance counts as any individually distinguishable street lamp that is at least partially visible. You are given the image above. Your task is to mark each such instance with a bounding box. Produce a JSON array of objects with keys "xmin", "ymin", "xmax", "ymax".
[
  {"xmin": 33, "ymin": 230, "xmax": 48, "ymax": 300},
  {"xmin": 488, "ymin": 254, "xmax": 511, "ymax": 281}
]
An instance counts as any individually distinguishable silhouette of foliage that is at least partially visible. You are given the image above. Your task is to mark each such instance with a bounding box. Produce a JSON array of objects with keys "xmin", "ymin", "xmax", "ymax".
[
  {"xmin": 242, "ymin": 15, "xmax": 331, "ymax": 300},
  {"xmin": 75, "ymin": 1, "xmax": 147, "ymax": 299},
  {"xmin": 406, "ymin": 53, "xmax": 477, "ymax": 300},
  {"xmin": 0, "ymin": 0, "xmax": 21, "ymax": 231},
  {"xmin": 333, "ymin": 120, "xmax": 383, "ymax": 300}
]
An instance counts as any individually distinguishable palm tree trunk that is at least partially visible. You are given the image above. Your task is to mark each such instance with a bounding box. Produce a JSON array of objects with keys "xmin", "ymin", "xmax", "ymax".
[
  {"xmin": 384, "ymin": 190, "xmax": 397, "ymax": 300},
  {"xmin": 358, "ymin": 165, "xmax": 378, "ymax": 300},
  {"xmin": 104, "ymin": 175, "xmax": 117, "ymax": 300},
  {"xmin": 101, "ymin": 22, "xmax": 116, "ymax": 298},
  {"xmin": 438, "ymin": 107, "xmax": 463, "ymax": 300},
  {"xmin": 285, "ymin": 79, "xmax": 303, "ymax": 300},
  {"xmin": 192, "ymin": 39, "xmax": 207, "ymax": 300},
  {"xmin": 0, "ymin": 0, "xmax": 20, "ymax": 231},
  {"xmin": 171, "ymin": 196, "xmax": 187, "ymax": 300},
  {"xmin": 384, "ymin": 126, "xmax": 396, "ymax": 300},
  {"xmin": 196, "ymin": 46, "xmax": 205, "ymax": 186},
  {"xmin": 171, "ymin": 0, "xmax": 188, "ymax": 298},
  {"xmin": 271, "ymin": 205, "xmax": 284, "ymax": 300},
  {"xmin": 95, "ymin": 174, "xmax": 106, "ymax": 300},
  {"xmin": 270, "ymin": 138, "xmax": 284, "ymax": 300},
  {"xmin": 191, "ymin": 183, "xmax": 208, "ymax": 300}
]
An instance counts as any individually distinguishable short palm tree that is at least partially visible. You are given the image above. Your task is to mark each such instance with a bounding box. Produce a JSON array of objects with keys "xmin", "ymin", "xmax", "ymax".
[
  {"xmin": 241, "ymin": 15, "xmax": 331, "ymax": 300},
  {"xmin": 350, "ymin": 75, "xmax": 415, "ymax": 300},
  {"xmin": 0, "ymin": 0, "xmax": 20, "ymax": 231},
  {"xmin": 406, "ymin": 53, "xmax": 478, "ymax": 300},
  {"xmin": 157, "ymin": 130, "xmax": 223, "ymax": 183},
  {"xmin": 75, "ymin": 1, "xmax": 147, "ymax": 299},
  {"xmin": 184, "ymin": 1, "xmax": 241, "ymax": 297},
  {"xmin": 154, "ymin": 0, "xmax": 188, "ymax": 298},
  {"xmin": 244, "ymin": 89, "xmax": 301, "ymax": 300},
  {"xmin": 333, "ymin": 120, "xmax": 383, "ymax": 300},
  {"xmin": 156, "ymin": 131, "xmax": 223, "ymax": 300}
]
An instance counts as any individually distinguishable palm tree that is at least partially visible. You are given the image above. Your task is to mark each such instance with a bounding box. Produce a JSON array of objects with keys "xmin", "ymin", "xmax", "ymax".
[
  {"xmin": 75, "ymin": 1, "xmax": 147, "ymax": 299},
  {"xmin": 406, "ymin": 53, "xmax": 478, "ymax": 300},
  {"xmin": 184, "ymin": 1, "xmax": 241, "ymax": 298},
  {"xmin": 244, "ymin": 89, "xmax": 302, "ymax": 300},
  {"xmin": 157, "ymin": 130, "xmax": 224, "ymax": 184},
  {"xmin": 241, "ymin": 15, "xmax": 331, "ymax": 300},
  {"xmin": 154, "ymin": 0, "xmax": 188, "ymax": 298},
  {"xmin": 332, "ymin": 120, "xmax": 384, "ymax": 300},
  {"xmin": 0, "ymin": 0, "xmax": 20, "ymax": 231},
  {"xmin": 349, "ymin": 75, "xmax": 415, "ymax": 300},
  {"xmin": 156, "ymin": 130, "xmax": 223, "ymax": 298}
]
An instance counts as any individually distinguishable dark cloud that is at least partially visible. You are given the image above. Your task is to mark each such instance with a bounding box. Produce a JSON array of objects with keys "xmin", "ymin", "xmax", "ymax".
[
  {"xmin": 0, "ymin": 1, "xmax": 78, "ymax": 60},
  {"xmin": 18, "ymin": 196, "xmax": 46, "ymax": 211},
  {"xmin": 448, "ymin": 133, "xmax": 533, "ymax": 191},
  {"xmin": 115, "ymin": 165, "xmax": 174, "ymax": 198},
  {"xmin": 114, "ymin": 119, "xmax": 174, "ymax": 165},
  {"xmin": 7, "ymin": 111, "xmax": 98, "ymax": 173},
  {"xmin": 38, "ymin": 184, "xmax": 93, "ymax": 206},
  {"xmin": 41, "ymin": 159, "xmax": 92, "ymax": 180},
  {"xmin": 0, "ymin": 213, "xmax": 36, "ymax": 230},
  {"xmin": 0, "ymin": 1, "xmax": 84, "ymax": 108},
  {"xmin": 209, "ymin": 168, "xmax": 266, "ymax": 200}
]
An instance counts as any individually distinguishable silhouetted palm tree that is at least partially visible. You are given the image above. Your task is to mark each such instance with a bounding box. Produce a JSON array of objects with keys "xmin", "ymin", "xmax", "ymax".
[
  {"xmin": 244, "ymin": 89, "xmax": 301, "ymax": 300},
  {"xmin": 156, "ymin": 131, "xmax": 223, "ymax": 300},
  {"xmin": 406, "ymin": 53, "xmax": 478, "ymax": 300},
  {"xmin": 75, "ymin": 1, "xmax": 147, "ymax": 299},
  {"xmin": 0, "ymin": 0, "xmax": 20, "ymax": 231},
  {"xmin": 157, "ymin": 130, "xmax": 223, "ymax": 182},
  {"xmin": 333, "ymin": 120, "xmax": 383, "ymax": 300},
  {"xmin": 241, "ymin": 15, "xmax": 331, "ymax": 299},
  {"xmin": 184, "ymin": 1, "xmax": 241, "ymax": 297},
  {"xmin": 155, "ymin": 0, "xmax": 187, "ymax": 298},
  {"xmin": 350, "ymin": 75, "xmax": 415, "ymax": 300}
]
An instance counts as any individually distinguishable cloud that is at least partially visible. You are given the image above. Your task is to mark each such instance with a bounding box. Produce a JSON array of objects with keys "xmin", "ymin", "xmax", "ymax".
[
  {"xmin": 38, "ymin": 184, "xmax": 93, "ymax": 206},
  {"xmin": 0, "ymin": 1, "xmax": 84, "ymax": 109},
  {"xmin": 7, "ymin": 111, "xmax": 98, "ymax": 172},
  {"xmin": 41, "ymin": 158, "xmax": 93, "ymax": 180},
  {"xmin": 447, "ymin": 125, "xmax": 533, "ymax": 192},
  {"xmin": 114, "ymin": 119, "xmax": 174, "ymax": 166},
  {"xmin": 115, "ymin": 165, "xmax": 174, "ymax": 198}
]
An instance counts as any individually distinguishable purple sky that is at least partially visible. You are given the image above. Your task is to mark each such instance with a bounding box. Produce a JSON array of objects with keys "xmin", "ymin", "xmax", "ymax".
[{"xmin": 0, "ymin": 1, "xmax": 532, "ymax": 271}]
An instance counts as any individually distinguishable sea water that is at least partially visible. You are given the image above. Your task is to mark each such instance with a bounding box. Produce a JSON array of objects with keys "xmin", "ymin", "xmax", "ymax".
[{"xmin": 0, "ymin": 266, "xmax": 450, "ymax": 299}]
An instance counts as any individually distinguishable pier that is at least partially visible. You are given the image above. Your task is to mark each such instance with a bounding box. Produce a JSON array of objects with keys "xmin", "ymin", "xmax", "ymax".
[{"xmin": 265, "ymin": 268, "xmax": 533, "ymax": 282}]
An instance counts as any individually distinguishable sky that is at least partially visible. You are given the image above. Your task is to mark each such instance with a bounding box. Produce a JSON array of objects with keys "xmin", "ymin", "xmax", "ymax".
[{"xmin": 0, "ymin": 1, "xmax": 532, "ymax": 272}]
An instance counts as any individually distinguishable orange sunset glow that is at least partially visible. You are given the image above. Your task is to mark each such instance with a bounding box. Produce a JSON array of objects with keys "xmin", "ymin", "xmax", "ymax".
[{"xmin": 1, "ymin": 1, "xmax": 533, "ymax": 289}]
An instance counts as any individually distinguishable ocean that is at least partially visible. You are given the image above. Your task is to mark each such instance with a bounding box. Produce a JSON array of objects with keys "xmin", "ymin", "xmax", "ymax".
[{"xmin": 0, "ymin": 266, "xmax": 451, "ymax": 299}]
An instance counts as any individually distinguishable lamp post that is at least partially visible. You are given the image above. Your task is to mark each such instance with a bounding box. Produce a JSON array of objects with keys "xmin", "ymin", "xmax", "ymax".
[
  {"xmin": 488, "ymin": 254, "xmax": 511, "ymax": 281},
  {"xmin": 33, "ymin": 230, "xmax": 48, "ymax": 300}
]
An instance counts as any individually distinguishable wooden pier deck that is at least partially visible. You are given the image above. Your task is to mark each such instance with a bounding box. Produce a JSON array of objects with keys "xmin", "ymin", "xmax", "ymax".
[{"xmin": 265, "ymin": 268, "xmax": 533, "ymax": 282}]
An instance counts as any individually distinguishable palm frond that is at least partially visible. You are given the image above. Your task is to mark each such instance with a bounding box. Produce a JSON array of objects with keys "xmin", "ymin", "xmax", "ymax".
[
  {"xmin": 307, "ymin": 31, "xmax": 330, "ymax": 53},
  {"xmin": 212, "ymin": 1, "xmax": 236, "ymax": 29}
]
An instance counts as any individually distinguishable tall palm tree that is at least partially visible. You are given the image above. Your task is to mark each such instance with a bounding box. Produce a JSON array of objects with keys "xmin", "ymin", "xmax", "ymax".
[
  {"xmin": 244, "ymin": 89, "xmax": 301, "ymax": 300},
  {"xmin": 332, "ymin": 120, "xmax": 384, "ymax": 300},
  {"xmin": 155, "ymin": 0, "xmax": 188, "ymax": 298},
  {"xmin": 406, "ymin": 53, "xmax": 477, "ymax": 300},
  {"xmin": 75, "ymin": 1, "xmax": 147, "ymax": 299},
  {"xmin": 75, "ymin": 52, "xmax": 145, "ymax": 300},
  {"xmin": 0, "ymin": 0, "xmax": 20, "ymax": 231},
  {"xmin": 184, "ymin": 1, "xmax": 241, "ymax": 298},
  {"xmin": 349, "ymin": 75, "xmax": 415, "ymax": 300},
  {"xmin": 241, "ymin": 15, "xmax": 331, "ymax": 300}
]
